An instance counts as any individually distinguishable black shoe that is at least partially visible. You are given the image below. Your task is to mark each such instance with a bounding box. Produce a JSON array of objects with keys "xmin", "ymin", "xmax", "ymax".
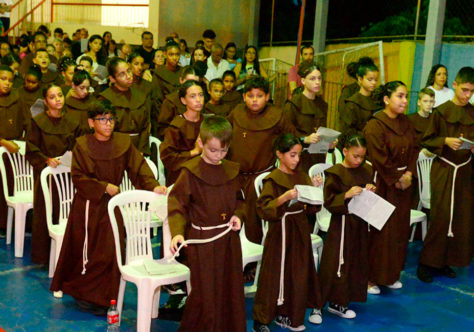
[
  {"xmin": 439, "ymin": 266, "xmax": 456, "ymax": 278},
  {"xmin": 252, "ymin": 321, "xmax": 270, "ymax": 332},
  {"xmin": 417, "ymin": 264, "xmax": 434, "ymax": 283}
]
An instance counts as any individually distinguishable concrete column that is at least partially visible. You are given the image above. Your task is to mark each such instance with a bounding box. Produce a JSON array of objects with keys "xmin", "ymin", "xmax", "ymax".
[
  {"xmin": 248, "ymin": 0, "xmax": 260, "ymax": 46},
  {"xmin": 149, "ymin": 0, "xmax": 160, "ymax": 47},
  {"xmin": 420, "ymin": 0, "xmax": 446, "ymax": 88},
  {"xmin": 312, "ymin": 0, "xmax": 329, "ymax": 53}
]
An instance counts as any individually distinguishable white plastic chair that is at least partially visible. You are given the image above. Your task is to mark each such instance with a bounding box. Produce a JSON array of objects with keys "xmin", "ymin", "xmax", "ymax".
[
  {"xmin": 149, "ymin": 136, "xmax": 166, "ymax": 186},
  {"xmin": 40, "ymin": 165, "xmax": 75, "ymax": 278},
  {"xmin": 325, "ymin": 148, "xmax": 343, "ymax": 165},
  {"xmin": 416, "ymin": 152, "xmax": 435, "ymax": 210},
  {"xmin": 0, "ymin": 141, "xmax": 34, "ymax": 257},
  {"xmin": 240, "ymin": 222, "xmax": 264, "ymax": 294},
  {"xmin": 120, "ymin": 158, "xmax": 162, "ymax": 230},
  {"xmin": 108, "ymin": 190, "xmax": 190, "ymax": 332},
  {"xmin": 308, "ymin": 163, "xmax": 333, "ymax": 232}
]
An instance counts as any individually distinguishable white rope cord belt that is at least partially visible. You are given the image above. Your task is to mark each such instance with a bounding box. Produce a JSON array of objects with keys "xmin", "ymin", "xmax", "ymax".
[
  {"xmin": 337, "ymin": 215, "xmax": 346, "ymax": 278},
  {"xmin": 439, "ymin": 156, "xmax": 471, "ymax": 237},
  {"xmin": 169, "ymin": 222, "xmax": 233, "ymax": 262},
  {"xmin": 82, "ymin": 200, "xmax": 90, "ymax": 275},
  {"xmin": 277, "ymin": 209, "xmax": 304, "ymax": 306}
]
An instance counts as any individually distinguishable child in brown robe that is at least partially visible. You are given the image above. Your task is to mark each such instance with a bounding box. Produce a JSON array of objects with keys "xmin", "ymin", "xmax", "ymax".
[
  {"xmin": 16, "ymin": 66, "xmax": 43, "ymax": 113},
  {"xmin": 204, "ymin": 78, "xmax": 234, "ymax": 116},
  {"xmin": 317, "ymin": 132, "xmax": 375, "ymax": 321},
  {"xmin": 26, "ymin": 84, "xmax": 80, "ymax": 264},
  {"xmin": 284, "ymin": 62, "xmax": 333, "ymax": 172},
  {"xmin": 33, "ymin": 48, "xmax": 60, "ymax": 89},
  {"xmin": 155, "ymin": 66, "xmax": 199, "ymax": 139},
  {"xmin": 417, "ymin": 66, "xmax": 474, "ymax": 283},
  {"xmin": 50, "ymin": 100, "xmax": 166, "ymax": 315},
  {"xmin": 227, "ymin": 77, "xmax": 317, "ymax": 245},
  {"xmin": 64, "ymin": 70, "xmax": 96, "ymax": 136},
  {"xmin": 57, "ymin": 57, "xmax": 76, "ymax": 96},
  {"xmin": 407, "ymin": 88, "xmax": 435, "ymax": 147},
  {"xmin": 221, "ymin": 70, "xmax": 242, "ymax": 108},
  {"xmin": 340, "ymin": 61, "xmax": 379, "ymax": 133},
  {"xmin": 152, "ymin": 41, "xmax": 183, "ymax": 103},
  {"xmin": 169, "ymin": 116, "xmax": 246, "ymax": 332},
  {"xmin": 252, "ymin": 133, "xmax": 322, "ymax": 331},
  {"xmin": 0, "ymin": 65, "xmax": 30, "ymax": 237},
  {"xmin": 100, "ymin": 57, "xmax": 151, "ymax": 155},
  {"xmin": 363, "ymin": 81, "xmax": 419, "ymax": 293},
  {"xmin": 159, "ymin": 80, "xmax": 204, "ymax": 186}
]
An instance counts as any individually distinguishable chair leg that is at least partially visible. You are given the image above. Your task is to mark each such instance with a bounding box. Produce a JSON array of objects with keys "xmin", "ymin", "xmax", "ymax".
[
  {"xmin": 313, "ymin": 251, "xmax": 319, "ymax": 272},
  {"xmin": 409, "ymin": 224, "xmax": 416, "ymax": 242},
  {"xmin": 6, "ymin": 206, "xmax": 13, "ymax": 245},
  {"xmin": 48, "ymin": 239, "xmax": 56, "ymax": 278},
  {"xmin": 117, "ymin": 277, "xmax": 126, "ymax": 323},
  {"xmin": 421, "ymin": 220, "xmax": 427, "ymax": 241},
  {"xmin": 14, "ymin": 205, "xmax": 26, "ymax": 258},
  {"xmin": 136, "ymin": 283, "xmax": 154, "ymax": 332},
  {"xmin": 151, "ymin": 286, "xmax": 161, "ymax": 319}
]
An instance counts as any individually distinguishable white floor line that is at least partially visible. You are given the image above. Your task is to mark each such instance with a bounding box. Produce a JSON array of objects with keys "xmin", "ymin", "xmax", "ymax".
[
  {"xmin": 404, "ymin": 272, "xmax": 474, "ymax": 297},
  {"xmin": 0, "ymin": 265, "xmax": 42, "ymax": 276}
]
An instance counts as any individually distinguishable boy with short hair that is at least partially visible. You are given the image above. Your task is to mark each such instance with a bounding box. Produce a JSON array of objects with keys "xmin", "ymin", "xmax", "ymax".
[
  {"xmin": 417, "ymin": 66, "xmax": 474, "ymax": 283},
  {"xmin": 227, "ymin": 77, "xmax": 318, "ymax": 244},
  {"xmin": 408, "ymin": 88, "xmax": 436, "ymax": 146},
  {"xmin": 204, "ymin": 78, "xmax": 233, "ymax": 116},
  {"xmin": 33, "ymin": 48, "xmax": 59, "ymax": 88},
  {"xmin": 78, "ymin": 56, "xmax": 100, "ymax": 95},
  {"xmin": 221, "ymin": 70, "xmax": 242, "ymax": 108},
  {"xmin": 169, "ymin": 116, "xmax": 246, "ymax": 331},
  {"xmin": 51, "ymin": 100, "xmax": 166, "ymax": 314}
]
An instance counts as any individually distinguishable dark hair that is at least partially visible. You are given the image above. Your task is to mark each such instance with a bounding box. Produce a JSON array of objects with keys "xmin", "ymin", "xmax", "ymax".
[
  {"xmin": 141, "ymin": 31, "xmax": 153, "ymax": 39},
  {"xmin": 87, "ymin": 35, "xmax": 103, "ymax": 52},
  {"xmin": 32, "ymin": 32, "xmax": 47, "ymax": 43},
  {"xmin": 106, "ymin": 56, "xmax": 127, "ymax": 78},
  {"xmin": 72, "ymin": 69, "xmax": 91, "ymax": 86},
  {"xmin": 180, "ymin": 65, "xmax": 198, "ymax": 80},
  {"xmin": 418, "ymin": 87, "xmax": 435, "ymax": 99},
  {"xmin": 58, "ymin": 57, "xmax": 75, "ymax": 73},
  {"xmin": 339, "ymin": 130, "xmax": 367, "ymax": 150},
  {"xmin": 179, "ymin": 80, "xmax": 202, "ymax": 99},
  {"xmin": 78, "ymin": 55, "xmax": 93, "ymax": 66},
  {"xmin": 209, "ymin": 78, "xmax": 224, "ymax": 90},
  {"xmin": 241, "ymin": 45, "xmax": 261, "ymax": 75},
  {"xmin": 165, "ymin": 41, "xmax": 180, "ymax": 52},
  {"xmin": 224, "ymin": 42, "xmax": 237, "ymax": 60},
  {"xmin": 202, "ymin": 29, "xmax": 216, "ymax": 39},
  {"xmin": 195, "ymin": 40, "xmax": 204, "ymax": 48},
  {"xmin": 54, "ymin": 27, "xmax": 64, "ymax": 35},
  {"xmin": 88, "ymin": 100, "xmax": 116, "ymax": 119},
  {"xmin": 191, "ymin": 46, "xmax": 207, "ymax": 65},
  {"xmin": 300, "ymin": 45, "xmax": 314, "ymax": 55},
  {"xmin": 1, "ymin": 54, "xmax": 19, "ymax": 67},
  {"xmin": 34, "ymin": 48, "xmax": 48, "ymax": 57},
  {"xmin": 165, "ymin": 36, "xmax": 174, "ymax": 44},
  {"xmin": 179, "ymin": 39, "xmax": 189, "ymax": 53},
  {"xmin": 244, "ymin": 76, "xmax": 269, "ymax": 94},
  {"xmin": 37, "ymin": 25, "xmax": 49, "ymax": 34},
  {"xmin": 26, "ymin": 65, "xmax": 42, "ymax": 81},
  {"xmin": 63, "ymin": 37, "xmax": 72, "ymax": 47},
  {"xmin": 222, "ymin": 70, "xmax": 236, "ymax": 80},
  {"xmin": 192, "ymin": 61, "xmax": 207, "ymax": 78},
  {"xmin": 425, "ymin": 64, "xmax": 448, "ymax": 88},
  {"xmin": 454, "ymin": 66, "xmax": 474, "ymax": 84},
  {"xmin": 372, "ymin": 81, "xmax": 406, "ymax": 106},
  {"xmin": 297, "ymin": 62, "xmax": 322, "ymax": 78},
  {"xmin": 127, "ymin": 52, "xmax": 144, "ymax": 64},
  {"xmin": 0, "ymin": 64, "xmax": 13, "ymax": 74},
  {"xmin": 346, "ymin": 57, "xmax": 375, "ymax": 80},
  {"xmin": 200, "ymin": 116, "xmax": 233, "ymax": 147},
  {"xmin": 272, "ymin": 133, "xmax": 301, "ymax": 155},
  {"xmin": 42, "ymin": 84, "xmax": 62, "ymax": 99},
  {"xmin": 357, "ymin": 61, "xmax": 378, "ymax": 79}
]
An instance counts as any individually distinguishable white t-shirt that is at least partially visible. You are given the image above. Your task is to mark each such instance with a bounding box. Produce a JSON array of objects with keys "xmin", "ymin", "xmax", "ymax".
[
  {"xmin": 0, "ymin": 1, "xmax": 12, "ymax": 18},
  {"xmin": 205, "ymin": 57, "xmax": 230, "ymax": 82},
  {"xmin": 428, "ymin": 86, "xmax": 455, "ymax": 108}
]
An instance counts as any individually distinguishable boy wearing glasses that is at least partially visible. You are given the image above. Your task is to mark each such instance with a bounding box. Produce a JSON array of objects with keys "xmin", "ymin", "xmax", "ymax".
[{"xmin": 50, "ymin": 100, "xmax": 167, "ymax": 315}]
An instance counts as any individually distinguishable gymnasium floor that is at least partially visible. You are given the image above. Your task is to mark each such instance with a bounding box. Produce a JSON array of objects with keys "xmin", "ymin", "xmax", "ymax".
[{"xmin": 0, "ymin": 235, "xmax": 473, "ymax": 332}]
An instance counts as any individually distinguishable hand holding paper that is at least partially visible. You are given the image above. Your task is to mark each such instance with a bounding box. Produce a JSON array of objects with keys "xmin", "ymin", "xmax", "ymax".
[
  {"xmin": 308, "ymin": 127, "xmax": 341, "ymax": 154},
  {"xmin": 347, "ymin": 189, "xmax": 395, "ymax": 230}
]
